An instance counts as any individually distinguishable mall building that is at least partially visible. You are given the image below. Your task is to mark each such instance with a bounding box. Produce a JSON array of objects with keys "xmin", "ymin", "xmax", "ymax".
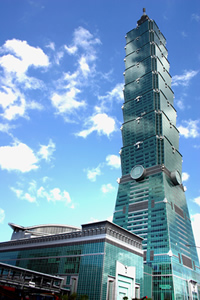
[{"xmin": 0, "ymin": 221, "xmax": 149, "ymax": 299}]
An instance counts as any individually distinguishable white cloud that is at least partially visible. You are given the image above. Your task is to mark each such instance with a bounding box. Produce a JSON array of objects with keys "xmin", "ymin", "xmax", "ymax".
[
  {"xmin": 50, "ymin": 68, "xmax": 87, "ymax": 119},
  {"xmin": 0, "ymin": 86, "xmax": 27, "ymax": 120},
  {"xmin": 37, "ymin": 186, "xmax": 72, "ymax": 206},
  {"xmin": 181, "ymin": 31, "xmax": 187, "ymax": 38},
  {"xmin": 37, "ymin": 186, "xmax": 45, "ymax": 197},
  {"xmin": 194, "ymin": 196, "xmax": 200, "ymax": 206},
  {"xmin": 0, "ymin": 39, "xmax": 49, "ymax": 76},
  {"xmin": 11, "ymin": 187, "xmax": 37, "ymax": 203},
  {"xmin": 182, "ymin": 172, "xmax": 190, "ymax": 182},
  {"xmin": 12, "ymin": 188, "xmax": 23, "ymax": 198},
  {"xmin": 64, "ymin": 45, "xmax": 77, "ymax": 55},
  {"xmin": 0, "ymin": 85, "xmax": 44, "ymax": 121},
  {"xmin": 0, "ymin": 54, "xmax": 22, "ymax": 74},
  {"xmin": 46, "ymin": 42, "xmax": 64, "ymax": 64},
  {"xmin": 51, "ymin": 89, "xmax": 85, "ymax": 116},
  {"xmin": 64, "ymin": 27, "xmax": 100, "ymax": 74},
  {"xmin": 0, "ymin": 123, "xmax": 13, "ymax": 134},
  {"xmin": 3, "ymin": 97, "xmax": 26, "ymax": 121},
  {"xmin": 11, "ymin": 181, "xmax": 73, "ymax": 207},
  {"xmin": 178, "ymin": 120, "xmax": 199, "ymax": 138},
  {"xmin": 46, "ymin": 41, "xmax": 65, "ymax": 65},
  {"xmin": 0, "ymin": 208, "xmax": 5, "ymax": 223},
  {"xmin": 51, "ymin": 27, "xmax": 101, "ymax": 122},
  {"xmin": 54, "ymin": 51, "xmax": 64, "ymax": 65},
  {"xmin": 69, "ymin": 26, "xmax": 101, "ymax": 53},
  {"xmin": 42, "ymin": 176, "xmax": 51, "ymax": 183},
  {"xmin": 85, "ymin": 154, "xmax": 120, "ymax": 183},
  {"xmin": 176, "ymin": 99, "xmax": 185, "ymax": 110},
  {"xmin": 0, "ymin": 142, "xmax": 38, "ymax": 172},
  {"xmin": 64, "ymin": 71, "xmax": 79, "ymax": 82},
  {"xmin": 0, "ymin": 86, "xmax": 19, "ymax": 109},
  {"xmin": 27, "ymin": 179, "xmax": 36, "ymax": 189},
  {"xmin": 0, "ymin": 139, "xmax": 57, "ymax": 173},
  {"xmin": 191, "ymin": 13, "xmax": 200, "ymax": 22},
  {"xmin": 79, "ymin": 56, "xmax": 90, "ymax": 77},
  {"xmin": 38, "ymin": 139, "xmax": 56, "ymax": 162},
  {"xmin": 101, "ymin": 183, "xmax": 115, "ymax": 193},
  {"xmin": 46, "ymin": 42, "xmax": 55, "ymax": 51},
  {"xmin": 191, "ymin": 213, "xmax": 200, "ymax": 261},
  {"xmin": 106, "ymin": 83, "xmax": 124, "ymax": 101},
  {"xmin": 28, "ymin": 101, "xmax": 43, "ymax": 111},
  {"xmin": 24, "ymin": 193, "xmax": 36, "ymax": 203},
  {"xmin": 86, "ymin": 165, "xmax": 102, "ymax": 182},
  {"xmin": 97, "ymin": 83, "xmax": 124, "ymax": 112},
  {"xmin": 172, "ymin": 70, "xmax": 199, "ymax": 87},
  {"xmin": 49, "ymin": 188, "xmax": 72, "ymax": 204},
  {"xmin": 0, "ymin": 39, "xmax": 49, "ymax": 121},
  {"xmin": 77, "ymin": 113, "xmax": 116, "ymax": 138},
  {"xmin": 21, "ymin": 76, "xmax": 45, "ymax": 90},
  {"xmin": 106, "ymin": 154, "xmax": 121, "ymax": 169}
]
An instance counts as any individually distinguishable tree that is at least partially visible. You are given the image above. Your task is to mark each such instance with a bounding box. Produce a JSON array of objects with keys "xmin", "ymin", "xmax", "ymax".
[
  {"xmin": 79, "ymin": 295, "xmax": 89, "ymax": 300},
  {"xmin": 69, "ymin": 293, "xmax": 77, "ymax": 300},
  {"xmin": 61, "ymin": 295, "xmax": 69, "ymax": 300}
]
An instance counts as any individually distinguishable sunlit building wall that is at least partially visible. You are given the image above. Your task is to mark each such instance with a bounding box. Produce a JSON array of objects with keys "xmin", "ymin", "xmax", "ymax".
[
  {"xmin": 0, "ymin": 221, "xmax": 145, "ymax": 300},
  {"xmin": 113, "ymin": 9, "xmax": 200, "ymax": 300}
]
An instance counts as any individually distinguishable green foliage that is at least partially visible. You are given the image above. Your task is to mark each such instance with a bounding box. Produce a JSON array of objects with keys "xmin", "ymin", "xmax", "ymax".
[
  {"xmin": 79, "ymin": 295, "xmax": 89, "ymax": 300},
  {"xmin": 61, "ymin": 294, "xmax": 69, "ymax": 300},
  {"xmin": 69, "ymin": 293, "xmax": 77, "ymax": 300}
]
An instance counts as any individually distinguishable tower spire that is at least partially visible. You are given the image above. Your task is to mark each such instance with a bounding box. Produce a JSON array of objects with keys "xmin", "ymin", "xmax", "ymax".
[{"xmin": 137, "ymin": 8, "xmax": 149, "ymax": 25}]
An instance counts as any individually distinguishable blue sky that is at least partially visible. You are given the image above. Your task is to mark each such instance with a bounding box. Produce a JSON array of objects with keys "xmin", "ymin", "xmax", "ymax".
[{"xmin": 0, "ymin": 0, "xmax": 200, "ymax": 258}]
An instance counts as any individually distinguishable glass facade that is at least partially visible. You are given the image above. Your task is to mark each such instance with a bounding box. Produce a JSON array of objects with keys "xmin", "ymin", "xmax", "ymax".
[
  {"xmin": 102, "ymin": 243, "xmax": 143, "ymax": 299},
  {"xmin": 0, "ymin": 221, "xmax": 144, "ymax": 300},
  {"xmin": 113, "ymin": 11, "xmax": 200, "ymax": 300}
]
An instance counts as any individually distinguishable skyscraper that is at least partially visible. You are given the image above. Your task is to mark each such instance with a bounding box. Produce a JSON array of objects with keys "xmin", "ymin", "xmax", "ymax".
[{"xmin": 113, "ymin": 9, "xmax": 200, "ymax": 300}]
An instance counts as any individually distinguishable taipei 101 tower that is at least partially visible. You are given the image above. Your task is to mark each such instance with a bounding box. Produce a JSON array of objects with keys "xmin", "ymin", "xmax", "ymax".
[{"xmin": 113, "ymin": 9, "xmax": 200, "ymax": 300}]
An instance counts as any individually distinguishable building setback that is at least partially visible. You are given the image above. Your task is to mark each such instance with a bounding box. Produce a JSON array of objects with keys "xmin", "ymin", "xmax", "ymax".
[
  {"xmin": 113, "ymin": 9, "xmax": 200, "ymax": 300},
  {"xmin": 0, "ymin": 221, "xmax": 145, "ymax": 299}
]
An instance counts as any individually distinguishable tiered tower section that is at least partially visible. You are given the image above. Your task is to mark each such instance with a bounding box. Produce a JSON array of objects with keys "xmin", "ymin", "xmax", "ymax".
[{"xmin": 113, "ymin": 10, "xmax": 200, "ymax": 300}]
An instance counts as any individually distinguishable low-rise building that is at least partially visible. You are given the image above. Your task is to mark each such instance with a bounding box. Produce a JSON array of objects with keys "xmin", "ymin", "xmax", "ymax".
[{"xmin": 0, "ymin": 220, "xmax": 145, "ymax": 300}]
